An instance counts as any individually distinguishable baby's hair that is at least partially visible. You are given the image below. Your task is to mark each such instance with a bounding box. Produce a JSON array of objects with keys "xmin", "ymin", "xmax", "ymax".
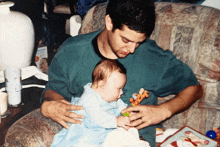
[
  {"xmin": 41, "ymin": 58, "xmax": 48, "ymax": 62},
  {"xmin": 92, "ymin": 59, "xmax": 126, "ymax": 84}
]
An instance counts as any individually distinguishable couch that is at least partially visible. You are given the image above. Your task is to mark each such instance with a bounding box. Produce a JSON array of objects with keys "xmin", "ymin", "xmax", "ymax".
[{"xmin": 4, "ymin": 2, "xmax": 220, "ymax": 146}]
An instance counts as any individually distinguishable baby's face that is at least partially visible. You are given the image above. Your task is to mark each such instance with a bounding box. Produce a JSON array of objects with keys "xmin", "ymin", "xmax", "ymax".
[
  {"xmin": 40, "ymin": 58, "xmax": 48, "ymax": 71},
  {"xmin": 102, "ymin": 71, "xmax": 126, "ymax": 102}
]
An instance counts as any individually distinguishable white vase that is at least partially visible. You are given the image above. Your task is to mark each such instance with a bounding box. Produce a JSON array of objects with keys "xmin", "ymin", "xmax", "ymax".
[{"xmin": 0, "ymin": 1, "xmax": 34, "ymax": 71}]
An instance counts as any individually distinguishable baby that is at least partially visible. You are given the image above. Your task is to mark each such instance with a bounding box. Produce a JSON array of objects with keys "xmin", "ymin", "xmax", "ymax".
[
  {"xmin": 39, "ymin": 58, "xmax": 49, "ymax": 74},
  {"xmin": 51, "ymin": 59, "xmax": 138, "ymax": 147}
]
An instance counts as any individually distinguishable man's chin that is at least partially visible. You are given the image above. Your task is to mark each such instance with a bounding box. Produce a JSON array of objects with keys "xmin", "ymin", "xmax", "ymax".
[{"xmin": 117, "ymin": 54, "xmax": 129, "ymax": 58}]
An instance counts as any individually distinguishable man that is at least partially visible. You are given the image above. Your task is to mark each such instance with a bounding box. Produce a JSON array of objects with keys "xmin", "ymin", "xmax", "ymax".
[{"xmin": 40, "ymin": 0, "xmax": 203, "ymax": 146}]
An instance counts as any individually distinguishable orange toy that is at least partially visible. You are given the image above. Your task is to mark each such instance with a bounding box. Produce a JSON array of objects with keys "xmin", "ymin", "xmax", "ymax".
[
  {"xmin": 121, "ymin": 88, "xmax": 149, "ymax": 117},
  {"xmin": 130, "ymin": 88, "xmax": 149, "ymax": 106}
]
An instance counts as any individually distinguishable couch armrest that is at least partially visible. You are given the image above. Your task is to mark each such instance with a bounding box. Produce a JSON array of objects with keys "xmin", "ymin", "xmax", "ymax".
[
  {"xmin": 4, "ymin": 108, "xmax": 62, "ymax": 147},
  {"xmin": 79, "ymin": 2, "xmax": 107, "ymax": 35}
]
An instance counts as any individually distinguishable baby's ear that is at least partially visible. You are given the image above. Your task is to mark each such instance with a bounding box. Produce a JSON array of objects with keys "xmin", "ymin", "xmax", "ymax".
[{"xmin": 97, "ymin": 80, "xmax": 106, "ymax": 90}]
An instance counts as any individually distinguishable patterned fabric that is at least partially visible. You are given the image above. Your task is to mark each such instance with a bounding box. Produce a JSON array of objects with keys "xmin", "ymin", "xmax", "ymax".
[
  {"xmin": 4, "ymin": 2, "xmax": 220, "ymax": 147},
  {"xmin": 151, "ymin": 2, "xmax": 220, "ymax": 133},
  {"xmin": 79, "ymin": 2, "xmax": 106, "ymax": 34},
  {"xmin": 4, "ymin": 109, "xmax": 62, "ymax": 147}
]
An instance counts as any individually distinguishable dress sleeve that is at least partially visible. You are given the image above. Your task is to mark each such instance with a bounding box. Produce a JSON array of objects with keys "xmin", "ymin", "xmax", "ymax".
[
  {"xmin": 83, "ymin": 96, "xmax": 118, "ymax": 129},
  {"xmin": 154, "ymin": 52, "xmax": 199, "ymax": 97}
]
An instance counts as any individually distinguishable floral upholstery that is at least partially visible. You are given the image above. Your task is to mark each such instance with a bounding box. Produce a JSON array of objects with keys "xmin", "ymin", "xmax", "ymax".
[{"xmin": 4, "ymin": 2, "xmax": 220, "ymax": 147}]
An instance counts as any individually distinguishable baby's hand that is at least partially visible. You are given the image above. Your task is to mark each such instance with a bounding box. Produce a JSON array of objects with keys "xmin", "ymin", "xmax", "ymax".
[{"xmin": 116, "ymin": 116, "xmax": 131, "ymax": 130}]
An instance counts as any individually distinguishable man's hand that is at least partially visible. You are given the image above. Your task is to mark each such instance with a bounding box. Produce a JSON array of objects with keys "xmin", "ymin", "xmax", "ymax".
[
  {"xmin": 121, "ymin": 105, "xmax": 168, "ymax": 129},
  {"xmin": 40, "ymin": 99, "xmax": 84, "ymax": 129},
  {"xmin": 122, "ymin": 85, "xmax": 203, "ymax": 130}
]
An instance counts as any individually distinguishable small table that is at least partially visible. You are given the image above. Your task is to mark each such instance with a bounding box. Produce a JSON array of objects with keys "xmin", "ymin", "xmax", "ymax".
[{"xmin": 0, "ymin": 103, "xmax": 37, "ymax": 146}]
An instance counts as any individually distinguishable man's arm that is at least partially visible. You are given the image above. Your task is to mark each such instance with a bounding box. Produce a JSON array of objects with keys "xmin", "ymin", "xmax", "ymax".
[
  {"xmin": 41, "ymin": 90, "xmax": 84, "ymax": 129},
  {"xmin": 160, "ymin": 85, "xmax": 203, "ymax": 118},
  {"xmin": 121, "ymin": 85, "xmax": 203, "ymax": 129}
]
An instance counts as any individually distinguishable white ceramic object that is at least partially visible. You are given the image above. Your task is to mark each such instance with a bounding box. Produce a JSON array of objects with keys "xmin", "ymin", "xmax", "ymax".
[
  {"xmin": 0, "ymin": 1, "xmax": 34, "ymax": 71},
  {"xmin": 70, "ymin": 15, "xmax": 82, "ymax": 37}
]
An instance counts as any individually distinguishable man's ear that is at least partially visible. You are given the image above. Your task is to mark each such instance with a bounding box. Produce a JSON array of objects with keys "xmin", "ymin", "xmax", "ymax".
[{"xmin": 105, "ymin": 14, "xmax": 113, "ymax": 31}]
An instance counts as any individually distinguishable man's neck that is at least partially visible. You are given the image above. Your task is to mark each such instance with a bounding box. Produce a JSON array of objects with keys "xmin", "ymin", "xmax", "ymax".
[{"xmin": 97, "ymin": 29, "xmax": 118, "ymax": 59}]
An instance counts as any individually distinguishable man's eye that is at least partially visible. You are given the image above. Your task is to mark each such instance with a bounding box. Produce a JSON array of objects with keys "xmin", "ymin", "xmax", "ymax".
[{"xmin": 122, "ymin": 38, "xmax": 129, "ymax": 43}]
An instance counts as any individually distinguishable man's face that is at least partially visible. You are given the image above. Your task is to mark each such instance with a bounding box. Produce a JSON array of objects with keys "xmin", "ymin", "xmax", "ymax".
[{"xmin": 107, "ymin": 25, "xmax": 147, "ymax": 58}]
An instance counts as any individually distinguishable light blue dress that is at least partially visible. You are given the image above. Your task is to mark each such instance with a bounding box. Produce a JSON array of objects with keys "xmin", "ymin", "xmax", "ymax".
[{"xmin": 51, "ymin": 83, "xmax": 127, "ymax": 147}]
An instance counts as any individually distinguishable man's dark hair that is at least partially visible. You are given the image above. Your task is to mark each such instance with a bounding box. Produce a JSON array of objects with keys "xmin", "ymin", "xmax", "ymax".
[{"xmin": 106, "ymin": 0, "xmax": 156, "ymax": 37}]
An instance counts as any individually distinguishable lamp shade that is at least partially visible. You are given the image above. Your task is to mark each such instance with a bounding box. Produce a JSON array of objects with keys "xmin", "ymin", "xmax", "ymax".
[{"xmin": 0, "ymin": 1, "xmax": 34, "ymax": 71}]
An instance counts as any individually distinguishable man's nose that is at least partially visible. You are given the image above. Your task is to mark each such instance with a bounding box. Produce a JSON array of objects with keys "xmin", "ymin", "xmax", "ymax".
[{"xmin": 128, "ymin": 43, "xmax": 137, "ymax": 53}]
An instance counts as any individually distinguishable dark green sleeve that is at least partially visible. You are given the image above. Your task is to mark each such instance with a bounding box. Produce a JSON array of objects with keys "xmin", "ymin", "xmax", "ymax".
[
  {"xmin": 40, "ymin": 54, "xmax": 72, "ymax": 103},
  {"xmin": 154, "ymin": 51, "xmax": 199, "ymax": 97}
]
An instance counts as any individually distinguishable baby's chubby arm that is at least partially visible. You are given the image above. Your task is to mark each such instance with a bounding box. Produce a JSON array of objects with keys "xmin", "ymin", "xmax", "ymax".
[{"xmin": 116, "ymin": 116, "xmax": 131, "ymax": 130}]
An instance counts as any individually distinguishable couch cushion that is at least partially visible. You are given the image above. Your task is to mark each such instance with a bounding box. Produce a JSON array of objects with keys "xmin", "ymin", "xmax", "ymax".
[
  {"xmin": 151, "ymin": 2, "xmax": 220, "ymax": 133},
  {"xmin": 150, "ymin": 2, "xmax": 220, "ymax": 110}
]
